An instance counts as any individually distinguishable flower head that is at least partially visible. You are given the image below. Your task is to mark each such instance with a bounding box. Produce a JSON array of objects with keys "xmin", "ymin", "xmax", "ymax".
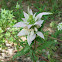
[
  {"xmin": 13, "ymin": 7, "xmax": 52, "ymax": 29},
  {"xmin": 13, "ymin": 7, "xmax": 52, "ymax": 45},
  {"xmin": 57, "ymin": 22, "xmax": 62, "ymax": 31}
]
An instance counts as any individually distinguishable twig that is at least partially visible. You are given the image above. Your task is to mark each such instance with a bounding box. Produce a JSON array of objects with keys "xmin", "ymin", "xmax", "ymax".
[
  {"xmin": 39, "ymin": 55, "xmax": 49, "ymax": 62},
  {"xmin": 37, "ymin": 53, "xmax": 49, "ymax": 62},
  {"xmin": 45, "ymin": 35, "xmax": 62, "ymax": 42}
]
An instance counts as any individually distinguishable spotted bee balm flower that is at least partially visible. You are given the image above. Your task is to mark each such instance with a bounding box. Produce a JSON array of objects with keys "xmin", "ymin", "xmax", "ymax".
[
  {"xmin": 57, "ymin": 22, "xmax": 62, "ymax": 31},
  {"xmin": 13, "ymin": 7, "xmax": 52, "ymax": 45}
]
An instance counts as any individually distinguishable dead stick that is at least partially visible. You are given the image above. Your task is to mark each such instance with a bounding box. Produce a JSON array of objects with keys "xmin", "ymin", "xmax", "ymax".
[{"xmin": 45, "ymin": 35, "xmax": 62, "ymax": 42}]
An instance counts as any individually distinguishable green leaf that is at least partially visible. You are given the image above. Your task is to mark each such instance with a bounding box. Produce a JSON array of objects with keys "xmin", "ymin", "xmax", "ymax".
[
  {"xmin": 40, "ymin": 61, "xmax": 46, "ymax": 62},
  {"xmin": 0, "ymin": 27, "xmax": 3, "ymax": 33},
  {"xmin": 13, "ymin": 45, "xmax": 30, "ymax": 60},
  {"xmin": 5, "ymin": 32, "xmax": 10, "ymax": 37}
]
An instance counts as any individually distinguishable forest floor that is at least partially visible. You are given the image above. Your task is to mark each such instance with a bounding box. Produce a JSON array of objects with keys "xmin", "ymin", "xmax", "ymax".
[{"xmin": 0, "ymin": 0, "xmax": 62, "ymax": 62}]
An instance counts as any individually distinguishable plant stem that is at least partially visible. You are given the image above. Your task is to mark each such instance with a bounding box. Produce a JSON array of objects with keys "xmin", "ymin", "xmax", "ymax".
[
  {"xmin": 32, "ymin": 52, "xmax": 36, "ymax": 62},
  {"xmin": 31, "ymin": 39, "xmax": 37, "ymax": 62},
  {"xmin": 45, "ymin": 35, "xmax": 62, "ymax": 42},
  {"xmin": 34, "ymin": 39, "xmax": 36, "ymax": 50},
  {"xmin": 34, "ymin": 39, "xmax": 37, "ymax": 62}
]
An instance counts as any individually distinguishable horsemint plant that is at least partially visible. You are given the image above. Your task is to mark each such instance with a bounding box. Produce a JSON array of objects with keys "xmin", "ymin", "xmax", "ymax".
[
  {"xmin": 0, "ymin": 9, "xmax": 17, "ymax": 49},
  {"xmin": 13, "ymin": 7, "xmax": 52, "ymax": 62}
]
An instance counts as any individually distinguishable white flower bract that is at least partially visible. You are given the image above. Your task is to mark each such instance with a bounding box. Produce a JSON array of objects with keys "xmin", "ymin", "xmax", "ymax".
[{"xmin": 13, "ymin": 7, "xmax": 52, "ymax": 29}]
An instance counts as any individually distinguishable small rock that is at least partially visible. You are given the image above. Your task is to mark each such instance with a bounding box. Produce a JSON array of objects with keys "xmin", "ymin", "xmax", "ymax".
[
  {"xmin": 8, "ymin": 48, "xmax": 13, "ymax": 56},
  {"xmin": 2, "ymin": 53, "xmax": 6, "ymax": 58}
]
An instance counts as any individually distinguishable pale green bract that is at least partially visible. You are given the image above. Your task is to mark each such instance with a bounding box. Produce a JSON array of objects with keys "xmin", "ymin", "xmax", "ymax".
[
  {"xmin": 13, "ymin": 7, "xmax": 52, "ymax": 45},
  {"xmin": 16, "ymin": 2, "xmax": 20, "ymax": 9}
]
